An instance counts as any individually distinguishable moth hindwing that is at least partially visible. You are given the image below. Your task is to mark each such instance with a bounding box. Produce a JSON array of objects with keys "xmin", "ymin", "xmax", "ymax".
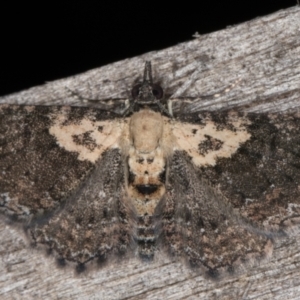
[{"xmin": 1, "ymin": 62, "xmax": 300, "ymax": 278}]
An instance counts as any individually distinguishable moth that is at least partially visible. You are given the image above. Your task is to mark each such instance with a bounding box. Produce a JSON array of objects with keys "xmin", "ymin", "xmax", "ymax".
[{"xmin": 1, "ymin": 62, "xmax": 300, "ymax": 278}]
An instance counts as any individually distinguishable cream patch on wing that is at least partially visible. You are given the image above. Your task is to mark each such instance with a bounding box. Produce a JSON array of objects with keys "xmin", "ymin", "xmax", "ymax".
[
  {"xmin": 171, "ymin": 115, "xmax": 252, "ymax": 166},
  {"xmin": 49, "ymin": 112, "xmax": 126, "ymax": 163}
]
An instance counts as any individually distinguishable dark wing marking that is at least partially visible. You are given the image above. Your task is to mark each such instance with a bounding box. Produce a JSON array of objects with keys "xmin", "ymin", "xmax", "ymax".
[{"xmin": 163, "ymin": 150, "xmax": 272, "ymax": 278}]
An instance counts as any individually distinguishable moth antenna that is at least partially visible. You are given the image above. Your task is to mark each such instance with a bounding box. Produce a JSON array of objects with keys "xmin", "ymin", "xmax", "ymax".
[{"xmin": 143, "ymin": 61, "xmax": 153, "ymax": 84}]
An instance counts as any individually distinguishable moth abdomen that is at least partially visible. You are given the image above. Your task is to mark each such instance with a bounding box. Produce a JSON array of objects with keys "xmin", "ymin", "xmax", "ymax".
[
  {"xmin": 136, "ymin": 240, "xmax": 156, "ymax": 260},
  {"xmin": 136, "ymin": 226, "xmax": 156, "ymax": 240},
  {"xmin": 134, "ymin": 215, "xmax": 159, "ymax": 259}
]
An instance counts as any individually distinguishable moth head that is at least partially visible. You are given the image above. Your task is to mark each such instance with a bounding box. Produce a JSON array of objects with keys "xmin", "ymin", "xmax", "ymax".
[
  {"xmin": 131, "ymin": 82, "xmax": 164, "ymax": 102},
  {"xmin": 131, "ymin": 61, "xmax": 164, "ymax": 105}
]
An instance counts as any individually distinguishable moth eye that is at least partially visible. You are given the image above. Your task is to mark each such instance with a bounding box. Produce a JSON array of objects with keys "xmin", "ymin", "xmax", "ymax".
[
  {"xmin": 131, "ymin": 84, "xmax": 142, "ymax": 98},
  {"xmin": 151, "ymin": 84, "xmax": 163, "ymax": 99}
]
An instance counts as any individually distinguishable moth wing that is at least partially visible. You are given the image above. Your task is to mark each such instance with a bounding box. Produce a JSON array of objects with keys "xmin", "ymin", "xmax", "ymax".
[
  {"xmin": 171, "ymin": 111, "xmax": 300, "ymax": 233},
  {"xmin": 163, "ymin": 150, "xmax": 272, "ymax": 278},
  {"xmin": 0, "ymin": 105, "xmax": 125, "ymax": 220},
  {"xmin": 0, "ymin": 105, "xmax": 131, "ymax": 266},
  {"xmin": 31, "ymin": 148, "xmax": 131, "ymax": 266}
]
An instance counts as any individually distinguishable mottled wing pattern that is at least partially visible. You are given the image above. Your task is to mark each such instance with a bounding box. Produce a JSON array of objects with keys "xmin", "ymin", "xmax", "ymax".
[
  {"xmin": 31, "ymin": 148, "xmax": 130, "ymax": 267},
  {"xmin": 164, "ymin": 110, "xmax": 300, "ymax": 277},
  {"xmin": 0, "ymin": 105, "xmax": 130, "ymax": 266},
  {"xmin": 188, "ymin": 111, "xmax": 300, "ymax": 231},
  {"xmin": 164, "ymin": 150, "xmax": 272, "ymax": 278},
  {"xmin": 0, "ymin": 105, "xmax": 95, "ymax": 219}
]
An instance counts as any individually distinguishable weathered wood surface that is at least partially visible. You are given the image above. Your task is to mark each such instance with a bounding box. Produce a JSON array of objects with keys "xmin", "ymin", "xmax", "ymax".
[{"xmin": 1, "ymin": 6, "xmax": 300, "ymax": 300}]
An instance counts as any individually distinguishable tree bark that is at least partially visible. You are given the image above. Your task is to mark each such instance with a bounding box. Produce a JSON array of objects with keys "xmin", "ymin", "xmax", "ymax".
[{"xmin": 1, "ymin": 6, "xmax": 300, "ymax": 300}]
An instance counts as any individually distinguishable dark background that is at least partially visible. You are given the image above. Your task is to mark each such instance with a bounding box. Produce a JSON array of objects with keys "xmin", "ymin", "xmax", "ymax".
[{"xmin": 0, "ymin": 1, "xmax": 297, "ymax": 97}]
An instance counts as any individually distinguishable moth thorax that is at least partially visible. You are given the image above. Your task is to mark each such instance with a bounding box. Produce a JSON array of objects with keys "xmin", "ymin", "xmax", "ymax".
[{"xmin": 129, "ymin": 109, "xmax": 164, "ymax": 153}]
